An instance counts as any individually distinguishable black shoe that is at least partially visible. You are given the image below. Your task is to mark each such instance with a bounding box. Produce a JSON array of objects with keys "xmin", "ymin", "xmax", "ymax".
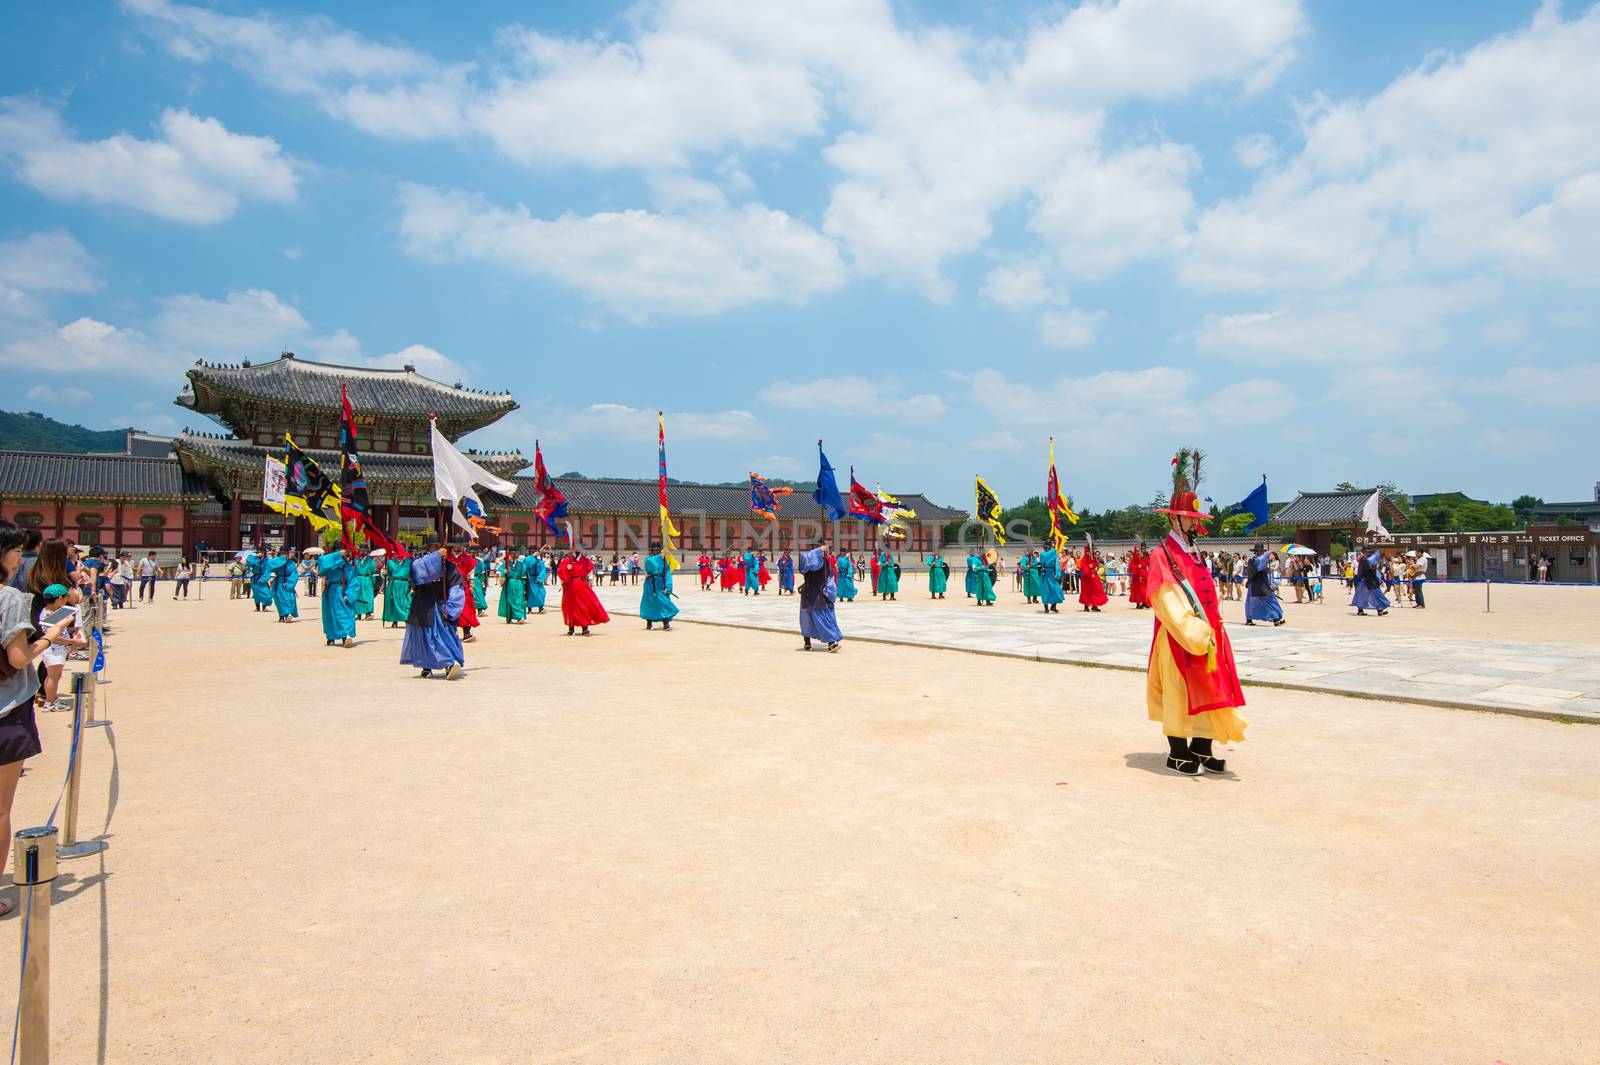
[
  {"xmin": 566, "ymin": 626, "xmax": 575, "ymax": 636},
  {"xmin": 1377, "ymin": 609, "xmax": 1389, "ymax": 616},
  {"xmin": 1165, "ymin": 755, "xmax": 1201, "ymax": 776},
  {"xmin": 646, "ymin": 621, "xmax": 653, "ymax": 630},
  {"xmin": 420, "ymin": 669, "xmax": 432, "ymax": 678},
  {"xmin": 1244, "ymin": 620, "xmax": 1256, "ymax": 626},
  {"xmin": 1273, "ymin": 618, "xmax": 1286, "ymax": 627},
  {"xmin": 1196, "ymin": 755, "xmax": 1228, "ymax": 773},
  {"xmin": 662, "ymin": 621, "xmax": 671, "ymax": 631},
  {"xmin": 803, "ymin": 638, "xmax": 812, "ymax": 650}
]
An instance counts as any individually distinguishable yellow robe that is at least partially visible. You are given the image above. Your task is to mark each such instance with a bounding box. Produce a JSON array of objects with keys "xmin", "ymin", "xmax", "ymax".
[{"xmin": 1146, "ymin": 581, "xmax": 1248, "ymax": 742}]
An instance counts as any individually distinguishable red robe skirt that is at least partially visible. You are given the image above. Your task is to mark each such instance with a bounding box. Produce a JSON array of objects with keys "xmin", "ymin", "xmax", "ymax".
[
  {"xmin": 1078, "ymin": 555, "xmax": 1109, "ymax": 608},
  {"xmin": 453, "ymin": 553, "xmax": 480, "ymax": 628},
  {"xmin": 557, "ymin": 555, "xmax": 611, "ymax": 627},
  {"xmin": 1128, "ymin": 551, "xmax": 1150, "ymax": 606}
]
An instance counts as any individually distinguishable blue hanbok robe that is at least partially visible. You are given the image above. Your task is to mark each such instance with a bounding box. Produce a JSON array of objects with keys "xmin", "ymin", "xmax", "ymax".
[
  {"xmin": 964, "ymin": 555, "xmax": 977, "ymax": 597},
  {"xmin": 248, "ymin": 555, "xmax": 273, "ymax": 606},
  {"xmin": 1244, "ymin": 554, "xmax": 1284, "ymax": 622},
  {"xmin": 400, "ymin": 551, "xmax": 465, "ymax": 670},
  {"xmin": 526, "ymin": 556, "xmax": 548, "ymax": 611},
  {"xmin": 797, "ymin": 547, "xmax": 842, "ymax": 644},
  {"xmin": 778, "ymin": 554, "xmax": 795, "ymax": 592},
  {"xmin": 742, "ymin": 551, "xmax": 761, "ymax": 592},
  {"xmin": 640, "ymin": 553, "xmax": 679, "ymax": 622},
  {"xmin": 1038, "ymin": 548, "xmax": 1065, "ymax": 606},
  {"xmin": 836, "ymin": 556, "xmax": 858, "ymax": 601},
  {"xmin": 1352, "ymin": 550, "xmax": 1391, "ymax": 612},
  {"xmin": 265, "ymin": 555, "xmax": 299, "ymax": 618},
  {"xmin": 318, "ymin": 552, "xmax": 357, "ymax": 642},
  {"xmin": 926, "ymin": 555, "xmax": 948, "ymax": 595}
]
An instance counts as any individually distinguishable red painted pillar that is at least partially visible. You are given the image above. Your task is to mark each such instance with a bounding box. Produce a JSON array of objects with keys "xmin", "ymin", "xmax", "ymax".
[{"xmin": 228, "ymin": 490, "xmax": 242, "ymax": 549}]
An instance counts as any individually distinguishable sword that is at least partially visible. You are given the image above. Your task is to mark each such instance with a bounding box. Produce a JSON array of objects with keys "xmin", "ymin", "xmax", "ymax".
[{"xmin": 1157, "ymin": 540, "xmax": 1218, "ymax": 673}]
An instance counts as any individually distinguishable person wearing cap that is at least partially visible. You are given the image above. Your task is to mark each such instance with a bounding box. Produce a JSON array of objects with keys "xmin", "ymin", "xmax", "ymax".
[
  {"xmin": 1038, "ymin": 541, "xmax": 1065, "ymax": 613},
  {"xmin": 318, "ymin": 545, "xmax": 358, "ymax": 647},
  {"xmin": 1352, "ymin": 543, "xmax": 1391, "ymax": 616},
  {"xmin": 1144, "ymin": 449, "xmax": 1247, "ymax": 777},
  {"xmin": 639, "ymin": 542, "xmax": 677, "ymax": 631},
  {"xmin": 401, "ymin": 540, "xmax": 465, "ymax": 678},
  {"xmin": 556, "ymin": 545, "xmax": 610, "ymax": 636},
  {"xmin": 264, "ymin": 545, "xmax": 299, "ymax": 622},
  {"xmin": 797, "ymin": 540, "xmax": 841, "ymax": 652},
  {"xmin": 1076, "ymin": 546, "xmax": 1108, "ymax": 612},
  {"xmin": 1243, "ymin": 541, "xmax": 1285, "ymax": 627}
]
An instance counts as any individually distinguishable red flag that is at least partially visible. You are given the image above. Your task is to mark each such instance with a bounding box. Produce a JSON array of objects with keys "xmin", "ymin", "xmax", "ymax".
[
  {"xmin": 337, "ymin": 383, "xmax": 407, "ymax": 557},
  {"xmin": 532, "ymin": 440, "xmax": 568, "ymax": 535},
  {"xmin": 847, "ymin": 468, "xmax": 887, "ymax": 524}
]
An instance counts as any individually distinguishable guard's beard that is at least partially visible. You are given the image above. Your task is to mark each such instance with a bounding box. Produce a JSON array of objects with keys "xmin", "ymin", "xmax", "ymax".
[{"xmin": 1175, "ymin": 520, "xmax": 1198, "ymax": 547}]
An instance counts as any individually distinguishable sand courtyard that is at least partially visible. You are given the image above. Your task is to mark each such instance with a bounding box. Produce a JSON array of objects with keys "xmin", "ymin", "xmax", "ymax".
[{"xmin": 5, "ymin": 581, "xmax": 1598, "ymax": 1063}]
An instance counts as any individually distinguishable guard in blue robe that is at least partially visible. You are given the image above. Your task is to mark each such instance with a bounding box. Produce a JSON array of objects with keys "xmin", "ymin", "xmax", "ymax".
[
  {"xmin": 318, "ymin": 549, "xmax": 357, "ymax": 645},
  {"xmin": 248, "ymin": 552, "xmax": 273, "ymax": 611},
  {"xmin": 265, "ymin": 549, "xmax": 299, "ymax": 620},
  {"xmin": 1244, "ymin": 546, "xmax": 1285, "ymax": 625},
  {"xmin": 1351, "ymin": 547, "xmax": 1391, "ymax": 615},
  {"xmin": 964, "ymin": 553, "xmax": 977, "ymax": 597},
  {"xmin": 401, "ymin": 547, "xmax": 465, "ymax": 677},
  {"xmin": 640, "ymin": 545, "xmax": 678, "ymax": 629},
  {"xmin": 797, "ymin": 546, "xmax": 842, "ymax": 651},
  {"xmin": 777, "ymin": 552, "xmax": 795, "ymax": 595},
  {"xmin": 526, "ymin": 553, "xmax": 548, "ymax": 612},
  {"xmin": 1039, "ymin": 547, "xmax": 1066, "ymax": 612},
  {"xmin": 742, "ymin": 549, "xmax": 761, "ymax": 595},
  {"xmin": 836, "ymin": 555, "xmax": 858, "ymax": 601}
]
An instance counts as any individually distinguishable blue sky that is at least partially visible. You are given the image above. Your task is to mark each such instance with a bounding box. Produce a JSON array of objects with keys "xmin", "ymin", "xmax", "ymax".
[{"xmin": 2, "ymin": 0, "xmax": 1597, "ymax": 511}]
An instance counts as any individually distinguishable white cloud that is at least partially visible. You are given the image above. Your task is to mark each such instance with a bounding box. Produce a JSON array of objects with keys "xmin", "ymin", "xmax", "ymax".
[
  {"xmin": 365, "ymin": 343, "xmax": 466, "ymax": 383},
  {"xmin": 561, "ymin": 403, "xmax": 766, "ymax": 443},
  {"xmin": 398, "ymin": 183, "xmax": 846, "ymax": 319},
  {"xmin": 1213, "ymin": 378, "xmax": 1297, "ymax": 421},
  {"xmin": 0, "ymin": 314, "xmax": 154, "ymax": 374},
  {"xmin": 980, "ymin": 259, "xmax": 1056, "ymax": 310},
  {"xmin": 968, "ymin": 429, "xmax": 1023, "ymax": 452},
  {"xmin": 0, "ymin": 97, "xmax": 297, "ymax": 224},
  {"xmin": 281, "ymin": 246, "xmax": 303, "ymax": 260},
  {"xmin": 1038, "ymin": 307, "xmax": 1107, "ymax": 349},
  {"xmin": 0, "ymin": 231, "xmax": 100, "ymax": 293},
  {"xmin": 758, "ymin": 375, "xmax": 946, "ymax": 423},
  {"xmin": 25, "ymin": 384, "xmax": 93, "ymax": 404},
  {"xmin": 1193, "ymin": 280, "xmax": 1493, "ymax": 362},
  {"xmin": 152, "ymin": 289, "xmax": 309, "ymax": 356},
  {"xmin": 1030, "ymin": 142, "xmax": 1198, "ymax": 278},
  {"xmin": 1232, "ymin": 133, "xmax": 1279, "ymax": 169}
]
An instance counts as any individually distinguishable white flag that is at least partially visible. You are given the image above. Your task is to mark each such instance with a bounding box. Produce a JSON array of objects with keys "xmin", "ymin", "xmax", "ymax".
[
  {"xmin": 1362, "ymin": 490, "xmax": 1389, "ymax": 538},
  {"xmin": 431, "ymin": 420, "xmax": 517, "ymax": 537},
  {"xmin": 263, "ymin": 455, "xmax": 288, "ymax": 510}
]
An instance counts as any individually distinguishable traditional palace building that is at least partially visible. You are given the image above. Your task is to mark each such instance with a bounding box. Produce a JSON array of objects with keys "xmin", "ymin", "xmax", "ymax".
[{"xmin": 0, "ymin": 354, "xmax": 962, "ymax": 560}]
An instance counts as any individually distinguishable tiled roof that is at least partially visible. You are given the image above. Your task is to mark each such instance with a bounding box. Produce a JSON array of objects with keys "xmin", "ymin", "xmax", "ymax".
[
  {"xmin": 173, "ymin": 433, "xmax": 527, "ymax": 482},
  {"xmin": 178, "ymin": 354, "xmax": 517, "ymax": 417},
  {"xmin": 0, "ymin": 450, "xmax": 210, "ymax": 500},
  {"xmin": 1274, "ymin": 489, "xmax": 1407, "ymax": 526},
  {"xmin": 483, "ymin": 476, "xmax": 965, "ymax": 520}
]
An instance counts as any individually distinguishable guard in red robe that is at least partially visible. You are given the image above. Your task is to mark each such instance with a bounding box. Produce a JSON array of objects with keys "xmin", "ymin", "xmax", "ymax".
[
  {"xmin": 758, "ymin": 556, "xmax": 771, "ymax": 588},
  {"xmin": 697, "ymin": 553, "xmax": 713, "ymax": 590},
  {"xmin": 1128, "ymin": 546, "xmax": 1151, "ymax": 609},
  {"xmin": 450, "ymin": 546, "xmax": 481, "ymax": 640},
  {"xmin": 556, "ymin": 550, "xmax": 610, "ymax": 635},
  {"xmin": 1146, "ymin": 449, "xmax": 1246, "ymax": 776},
  {"xmin": 1077, "ymin": 549, "xmax": 1108, "ymax": 611},
  {"xmin": 869, "ymin": 553, "xmax": 882, "ymax": 597}
]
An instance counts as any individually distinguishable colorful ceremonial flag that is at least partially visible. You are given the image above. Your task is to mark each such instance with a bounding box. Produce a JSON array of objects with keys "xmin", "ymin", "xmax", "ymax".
[
  {"xmin": 877, "ymin": 485, "xmax": 915, "ymax": 540},
  {"xmin": 749, "ymin": 472, "xmax": 793, "ymax": 521},
  {"xmin": 848, "ymin": 468, "xmax": 888, "ymax": 524},
  {"xmin": 532, "ymin": 440, "xmax": 568, "ymax": 536},
  {"xmin": 1045, "ymin": 436, "xmax": 1078, "ymax": 551},
  {"xmin": 430, "ymin": 417, "xmax": 516, "ymax": 541},
  {"xmin": 975, "ymin": 475, "xmax": 1007, "ymax": 545},
  {"xmin": 657, "ymin": 412, "xmax": 680, "ymax": 568},
  {"xmin": 1221, "ymin": 476, "xmax": 1271, "ymax": 533},
  {"xmin": 262, "ymin": 454, "xmax": 288, "ymax": 513},
  {"xmin": 283, "ymin": 434, "xmax": 340, "ymax": 529},
  {"xmin": 338, "ymin": 383, "xmax": 406, "ymax": 556},
  {"xmin": 812, "ymin": 441, "xmax": 846, "ymax": 521}
]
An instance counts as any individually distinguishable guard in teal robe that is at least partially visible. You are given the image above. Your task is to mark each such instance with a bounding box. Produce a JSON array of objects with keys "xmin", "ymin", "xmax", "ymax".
[
  {"xmin": 970, "ymin": 553, "xmax": 996, "ymax": 605},
  {"xmin": 318, "ymin": 550, "xmax": 357, "ymax": 644},
  {"xmin": 471, "ymin": 556, "xmax": 488, "ymax": 612},
  {"xmin": 265, "ymin": 551, "xmax": 299, "ymax": 620},
  {"xmin": 382, "ymin": 556, "xmax": 412, "ymax": 627},
  {"xmin": 876, "ymin": 552, "xmax": 899, "ymax": 599},
  {"xmin": 249, "ymin": 553, "xmax": 273, "ymax": 610},
  {"xmin": 498, "ymin": 555, "xmax": 528, "ymax": 622},
  {"xmin": 836, "ymin": 555, "xmax": 858, "ymax": 601},
  {"xmin": 964, "ymin": 554, "xmax": 976, "ymax": 597},
  {"xmin": 640, "ymin": 548, "xmax": 678, "ymax": 629},
  {"xmin": 926, "ymin": 554, "xmax": 948, "ymax": 597},
  {"xmin": 526, "ymin": 554, "xmax": 548, "ymax": 612},
  {"xmin": 1039, "ymin": 547, "xmax": 1065, "ymax": 612},
  {"xmin": 741, "ymin": 550, "xmax": 761, "ymax": 595},
  {"xmin": 351, "ymin": 554, "xmax": 377, "ymax": 618},
  {"xmin": 1022, "ymin": 554, "xmax": 1042, "ymax": 603}
]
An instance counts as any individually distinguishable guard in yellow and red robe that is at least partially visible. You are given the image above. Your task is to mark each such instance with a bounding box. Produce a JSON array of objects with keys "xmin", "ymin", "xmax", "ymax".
[{"xmin": 1146, "ymin": 455, "xmax": 1247, "ymax": 776}]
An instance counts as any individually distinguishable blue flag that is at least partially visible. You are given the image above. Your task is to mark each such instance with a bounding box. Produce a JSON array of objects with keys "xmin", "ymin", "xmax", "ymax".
[
  {"xmin": 1224, "ymin": 477, "xmax": 1271, "ymax": 532},
  {"xmin": 812, "ymin": 441, "xmax": 846, "ymax": 521},
  {"xmin": 91, "ymin": 626, "xmax": 106, "ymax": 674}
]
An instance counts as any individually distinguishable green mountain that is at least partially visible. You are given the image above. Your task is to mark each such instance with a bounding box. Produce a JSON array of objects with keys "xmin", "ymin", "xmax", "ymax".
[{"xmin": 0, "ymin": 411, "xmax": 130, "ymax": 453}]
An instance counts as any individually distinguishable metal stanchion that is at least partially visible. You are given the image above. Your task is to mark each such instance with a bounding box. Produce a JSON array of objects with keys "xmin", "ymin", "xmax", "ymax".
[
  {"xmin": 13, "ymin": 825, "xmax": 58, "ymax": 1064},
  {"xmin": 57, "ymin": 687, "xmax": 108, "ymax": 862},
  {"xmin": 75, "ymin": 670, "xmax": 109, "ymax": 731}
]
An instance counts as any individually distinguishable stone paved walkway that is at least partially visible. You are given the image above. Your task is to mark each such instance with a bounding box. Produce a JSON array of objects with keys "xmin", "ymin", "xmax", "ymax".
[{"xmin": 594, "ymin": 586, "xmax": 1600, "ymax": 722}]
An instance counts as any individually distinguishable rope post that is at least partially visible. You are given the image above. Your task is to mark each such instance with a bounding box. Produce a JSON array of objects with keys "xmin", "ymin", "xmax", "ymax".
[
  {"xmin": 1486, "ymin": 580, "xmax": 1492, "ymax": 613},
  {"xmin": 78, "ymin": 670, "xmax": 108, "ymax": 730},
  {"xmin": 57, "ymin": 686, "xmax": 108, "ymax": 862},
  {"xmin": 13, "ymin": 825, "xmax": 58, "ymax": 1064}
]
